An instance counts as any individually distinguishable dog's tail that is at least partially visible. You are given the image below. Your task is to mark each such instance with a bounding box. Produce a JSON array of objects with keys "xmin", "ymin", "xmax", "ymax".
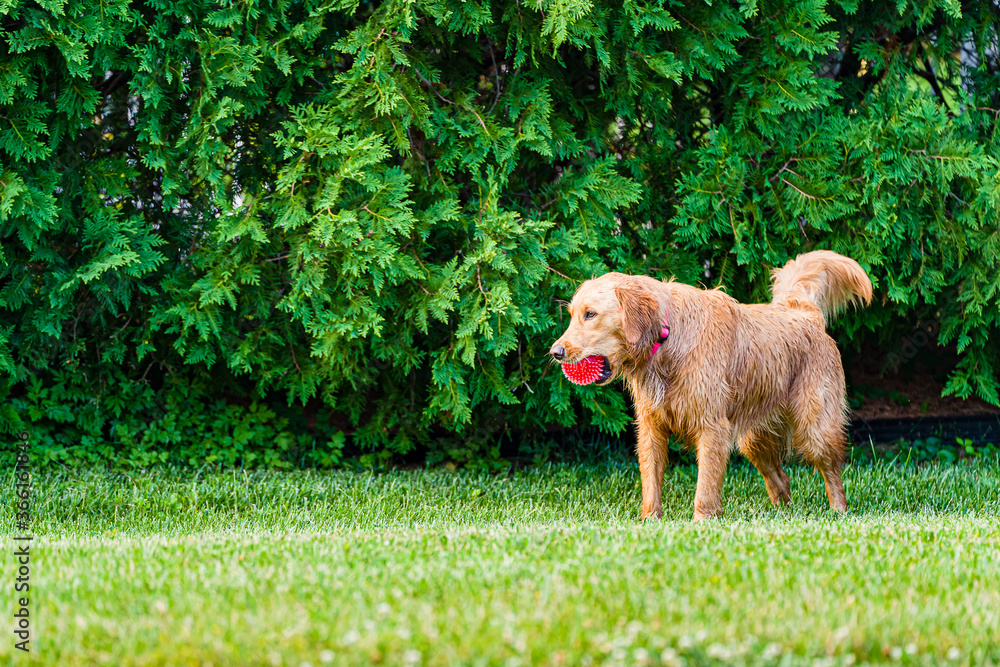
[{"xmin": 770, "ymin": 250, "xmax": 873, "ymax": 324}]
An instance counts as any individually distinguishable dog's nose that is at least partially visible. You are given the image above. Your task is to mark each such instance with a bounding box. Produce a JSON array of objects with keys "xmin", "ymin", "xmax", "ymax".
[{"xmin": 550, "ymin": 344, "xmax": 565, "ymax": 361}]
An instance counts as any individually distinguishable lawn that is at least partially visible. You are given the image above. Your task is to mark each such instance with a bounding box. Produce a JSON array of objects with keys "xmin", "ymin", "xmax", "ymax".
[{"xmin": 2, "ymin": 456, "xmax": 999, "ymax": 666}]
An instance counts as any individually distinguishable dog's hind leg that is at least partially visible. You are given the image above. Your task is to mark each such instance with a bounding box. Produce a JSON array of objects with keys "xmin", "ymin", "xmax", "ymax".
[
  {"xmin": 789, "ymin": 388, "xmax": 848, "ymax": 513},
  {"xmin": 818, "ymin": 453, "xmax": 847, "ymax": 512},
  {"xmin": 739, "ymin": 429, "xmax": 791, "ymax": 506},
  {"xmin": 796, "ymin": 434, "xmax": 847, "ymax": 512},
  {"xmin": 804, "ymin": 423, "xmax": 848, "ymax": 513}
]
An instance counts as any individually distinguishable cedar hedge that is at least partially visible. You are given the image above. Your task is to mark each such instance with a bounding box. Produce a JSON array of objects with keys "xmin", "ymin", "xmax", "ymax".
[{"xmin": 1, "ymin": 0, "xmax": 998, "ymax": 467}]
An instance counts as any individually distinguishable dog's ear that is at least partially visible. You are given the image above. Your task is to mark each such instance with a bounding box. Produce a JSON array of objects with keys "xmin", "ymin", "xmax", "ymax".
[{"xmin": 614, "ymin": 280, "xmax": 660, "ymax": 358}]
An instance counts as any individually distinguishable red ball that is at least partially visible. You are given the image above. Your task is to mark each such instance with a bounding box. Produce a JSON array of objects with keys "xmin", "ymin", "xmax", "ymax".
[{"xmin": 562, "ymin": 355, "xmax": 606, "ymax": 386}]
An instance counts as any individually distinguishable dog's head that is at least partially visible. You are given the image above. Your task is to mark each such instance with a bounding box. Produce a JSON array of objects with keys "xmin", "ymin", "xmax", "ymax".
[{"xmin": 549, "ymin": 273, "xmax": 662, "ymax": 385}]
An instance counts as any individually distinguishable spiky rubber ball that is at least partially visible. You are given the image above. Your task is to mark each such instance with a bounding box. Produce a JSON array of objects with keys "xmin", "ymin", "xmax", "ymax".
[{"xmin": 561, "ymin": 356, "xmax": 606, "ymax": 386}]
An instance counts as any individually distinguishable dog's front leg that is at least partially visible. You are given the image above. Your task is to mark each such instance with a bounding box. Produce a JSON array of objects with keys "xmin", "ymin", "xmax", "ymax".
[
  {"xmin": 635, "ymin": 407, "xmax": 669, "ymax": 521},
  {"xmin": 693, "ymin": 424, "xmax": 731, "ymax": 521}
]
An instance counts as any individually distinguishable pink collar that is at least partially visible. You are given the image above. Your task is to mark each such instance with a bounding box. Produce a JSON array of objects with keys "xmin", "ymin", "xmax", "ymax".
[{"xmin": 648, "ymin": 315, "xmax": 670, "ymax": 360}]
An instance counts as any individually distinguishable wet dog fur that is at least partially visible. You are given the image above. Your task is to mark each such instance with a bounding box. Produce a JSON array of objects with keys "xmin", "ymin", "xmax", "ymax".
[{"xmin": 549, "ymin": 251, "xmax": 873, "ymax": 521}]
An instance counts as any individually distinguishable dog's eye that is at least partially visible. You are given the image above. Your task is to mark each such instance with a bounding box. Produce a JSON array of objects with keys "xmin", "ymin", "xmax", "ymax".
[{"xmin": 584, "ymin": 310, "xmax": 597, "ymax": 320}]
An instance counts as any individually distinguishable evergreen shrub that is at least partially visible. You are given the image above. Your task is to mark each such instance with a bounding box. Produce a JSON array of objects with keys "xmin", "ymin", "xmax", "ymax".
[{"xmin": 1, "ymin": 0, "xmax": 998, "ymax": 467}]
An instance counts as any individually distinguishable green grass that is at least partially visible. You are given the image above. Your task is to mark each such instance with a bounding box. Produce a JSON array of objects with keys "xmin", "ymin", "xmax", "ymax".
[{"xmin": 3, "ymin": 457, "xmax": 1000, "ymax": 666}]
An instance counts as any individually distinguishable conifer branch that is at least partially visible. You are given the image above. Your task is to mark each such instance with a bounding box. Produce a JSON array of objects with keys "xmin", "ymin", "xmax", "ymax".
[{"xmin": 412, "ymin": 66, "xmax": 489, "ymax": 133}]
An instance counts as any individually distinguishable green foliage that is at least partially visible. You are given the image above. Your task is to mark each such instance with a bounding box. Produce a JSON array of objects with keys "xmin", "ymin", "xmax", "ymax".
[
  {"xmin": 9, "ymin": 371, "xmax": 345, "ymax": 468},
  {"xmin": 850, "ymin": 436, "xmax": 1000, "ymax": 465},
  {"xmin": 1, "ymin": 0, "xmax": 998, "ymax": 466}
]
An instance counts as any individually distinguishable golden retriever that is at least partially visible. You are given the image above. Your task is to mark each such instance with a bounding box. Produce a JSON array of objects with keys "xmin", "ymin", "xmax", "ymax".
[{"xmin": 550, "ymin": 251, "xmax": 872, "ymax": 521}]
